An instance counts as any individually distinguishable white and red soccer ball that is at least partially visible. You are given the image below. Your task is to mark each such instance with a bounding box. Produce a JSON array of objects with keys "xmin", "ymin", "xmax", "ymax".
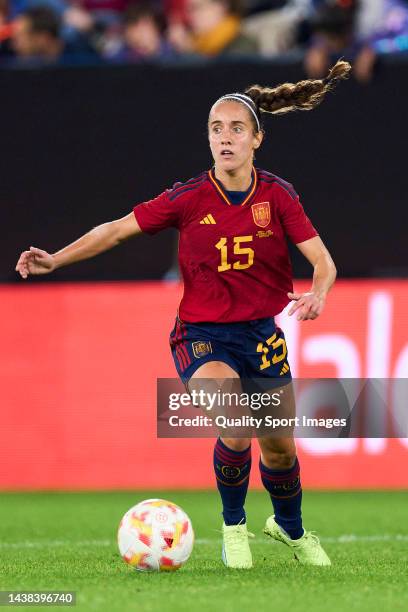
[{"xmin": 117, "ymin": 499, "xmax": 194, "ymax": 571}]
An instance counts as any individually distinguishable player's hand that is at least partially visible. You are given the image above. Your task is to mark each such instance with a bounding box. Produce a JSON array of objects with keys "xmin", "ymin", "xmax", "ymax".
[
  {"xmin": 287, "ymin": 291, "xmax": 325, "ymax": 321},
  {"xmin": 15, "ymin": 246, "xmax": 56, "ymax": 279}
]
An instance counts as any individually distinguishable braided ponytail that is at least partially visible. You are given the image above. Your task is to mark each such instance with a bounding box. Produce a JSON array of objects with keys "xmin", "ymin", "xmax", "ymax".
[{"xmin": 245, "ymin": 60, "xmax": 351, "ymax": 117}]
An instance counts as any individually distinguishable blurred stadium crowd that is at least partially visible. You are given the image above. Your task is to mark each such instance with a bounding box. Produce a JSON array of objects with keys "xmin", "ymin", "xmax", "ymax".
[{"xmin": 1, "ymin": 0, "xmax": 408, "ymax": 80}]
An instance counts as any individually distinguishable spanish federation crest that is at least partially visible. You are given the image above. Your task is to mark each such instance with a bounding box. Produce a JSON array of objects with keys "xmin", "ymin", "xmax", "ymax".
[
  {"xmin": 192, "ymin": 341, "xmax": 213, "ymax": 359},
  {"xmin": 251, "ymin": 202, "xmax": 271, "ymax": 228}
]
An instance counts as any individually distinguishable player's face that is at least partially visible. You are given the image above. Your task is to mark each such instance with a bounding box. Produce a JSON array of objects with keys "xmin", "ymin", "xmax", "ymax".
[{"xmin": 208, "ymin": 101, "xmax": 263, "ymax": 172}]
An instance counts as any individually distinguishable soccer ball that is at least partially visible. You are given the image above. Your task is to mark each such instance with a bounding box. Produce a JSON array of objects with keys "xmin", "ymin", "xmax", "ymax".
[{"xmin": 117, "ymin": 498, "xmax": 194, "ymax": 572}]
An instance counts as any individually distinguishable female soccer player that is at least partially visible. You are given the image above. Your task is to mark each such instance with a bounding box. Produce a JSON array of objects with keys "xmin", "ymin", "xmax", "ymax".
[{"xmin": 16, "ymin": 59, "xmax": 350, "ymax": 570}]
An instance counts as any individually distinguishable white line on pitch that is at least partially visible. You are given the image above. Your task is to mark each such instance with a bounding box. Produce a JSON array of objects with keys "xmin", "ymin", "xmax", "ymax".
[
  {"xmin": 198, "ymin": 534, "xmax": 408, "ymax": 544},
  {"xmin": 0, "ymin": 540, "xmax": 112, "ymax": 548},
  {"xmin": 0, "ymin": 534, "xmax": 408, "ymax": 548},
  {"xmin": 320, "ymin": 534, "xmax": 408, "ymax": 543}
]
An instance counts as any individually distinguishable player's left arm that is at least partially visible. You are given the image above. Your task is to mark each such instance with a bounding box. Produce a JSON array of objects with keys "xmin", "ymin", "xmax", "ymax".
[{"xmin": 288, "ymin": 236, "xmax": 337, "ymax": 321}]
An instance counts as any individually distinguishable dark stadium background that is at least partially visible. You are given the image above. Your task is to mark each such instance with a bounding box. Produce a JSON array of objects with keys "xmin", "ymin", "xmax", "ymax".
[{"xmin": 2, "ymin": 58, "xmax": 406, "ymax": 283}]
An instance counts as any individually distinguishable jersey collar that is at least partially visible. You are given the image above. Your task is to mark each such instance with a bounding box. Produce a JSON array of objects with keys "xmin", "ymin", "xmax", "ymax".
[{"xmin": 208, "ymin": 166, "xmax": 258, "ymax": 207}]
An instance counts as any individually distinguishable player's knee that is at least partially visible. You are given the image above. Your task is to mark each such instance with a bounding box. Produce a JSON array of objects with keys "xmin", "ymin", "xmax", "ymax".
[
  {"xmin": 220, "ymin": 437, "xmax": 251, "ymax": 452},
  {"xmin": 261, "ymin": 448, "xmax": 296, "ymax": 469}
]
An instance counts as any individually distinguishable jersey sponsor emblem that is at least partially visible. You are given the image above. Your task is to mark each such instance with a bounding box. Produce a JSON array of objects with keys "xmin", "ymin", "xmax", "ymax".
[
  {"xmin": 256, "ymin": 229, "xmax": 274, "ymax": 239},
  {"xmin": 200, "ymin": 214, "xmax": 216, "ymax": 225},
  {"xmin": 251, "ymin": 202, "xmax": 271, "ymax": 228},
  {"xmin": 192, "ymin": 340, "xmax": 213, "ymax": 358}
]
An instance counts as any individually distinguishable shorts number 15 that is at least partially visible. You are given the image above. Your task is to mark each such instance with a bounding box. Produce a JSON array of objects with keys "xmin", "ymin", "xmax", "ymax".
[{"xmin": 215, "ymin": 236, "xmax": 254, "ymax": 272}]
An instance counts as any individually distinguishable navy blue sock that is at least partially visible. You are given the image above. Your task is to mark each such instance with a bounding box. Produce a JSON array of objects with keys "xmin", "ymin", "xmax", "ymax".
[
  {"xmin": 259, "ymin": 456, "xmax": 304, "ymax": 540},
  {"xmin": 213, "ymin": 438, "xmax": 251, "ymax": 526}
]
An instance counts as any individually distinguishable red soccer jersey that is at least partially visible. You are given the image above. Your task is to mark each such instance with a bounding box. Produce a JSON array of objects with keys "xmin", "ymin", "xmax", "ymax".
[{"xmin": 133, "ymin": 167, "xmax": 318, "ymax": 323}]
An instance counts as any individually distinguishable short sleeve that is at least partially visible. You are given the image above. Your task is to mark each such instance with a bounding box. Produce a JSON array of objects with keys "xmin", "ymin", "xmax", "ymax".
[
  {"xmin": 133, "ymin": 190, "xmax": 183, "ymax": 235},
  {"xmin": 274, "ymin": 182, "xmax": 318, "ymax": 244}
]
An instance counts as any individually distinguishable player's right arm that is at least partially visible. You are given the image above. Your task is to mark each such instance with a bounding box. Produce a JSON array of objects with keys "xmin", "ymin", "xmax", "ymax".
[{"xmin": 15, "ymin": 212, "xmax": 141, "ymax": 279}]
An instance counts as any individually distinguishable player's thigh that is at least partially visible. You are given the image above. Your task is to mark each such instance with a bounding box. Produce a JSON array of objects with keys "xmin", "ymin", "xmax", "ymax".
[
  {"xmin": 190, "ymin": 360, "xmax": 240, "ymax": 380},
  {"xmin": 189, "ymin": 361, "xmax": 250, "ymax": 451}
]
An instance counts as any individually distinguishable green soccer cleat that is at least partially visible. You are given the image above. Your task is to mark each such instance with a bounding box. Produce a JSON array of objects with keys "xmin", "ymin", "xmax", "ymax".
[
  {"xmin": 263, "ymin": 515, "xmax": 331, "ymax": 566},
  {"xmin": 222, "ymin": 522, "xmax": 254, "ymax": 569}
]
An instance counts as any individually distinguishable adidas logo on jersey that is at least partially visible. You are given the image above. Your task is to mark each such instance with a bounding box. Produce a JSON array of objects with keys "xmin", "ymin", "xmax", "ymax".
[{"xmin": 200, "ymin": 214, "xmax": 216, "ymax": 225}]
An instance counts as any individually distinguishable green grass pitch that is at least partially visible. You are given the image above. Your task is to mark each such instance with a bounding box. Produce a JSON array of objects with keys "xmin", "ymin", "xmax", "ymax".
[{"xmin": 0, "ymin": 491, "xmax": 407, "ymax": 612}]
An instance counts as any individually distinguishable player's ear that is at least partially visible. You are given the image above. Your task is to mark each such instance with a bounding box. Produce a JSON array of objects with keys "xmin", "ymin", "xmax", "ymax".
[{"xmin": 253, "ymin": 130, "xmax": 264, "ymax": 150}]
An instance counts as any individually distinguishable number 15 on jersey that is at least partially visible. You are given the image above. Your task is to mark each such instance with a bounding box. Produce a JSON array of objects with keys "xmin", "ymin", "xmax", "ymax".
[{"xmin": 215, "ymin": 235, "xmax": 254, "ymax": 272}]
